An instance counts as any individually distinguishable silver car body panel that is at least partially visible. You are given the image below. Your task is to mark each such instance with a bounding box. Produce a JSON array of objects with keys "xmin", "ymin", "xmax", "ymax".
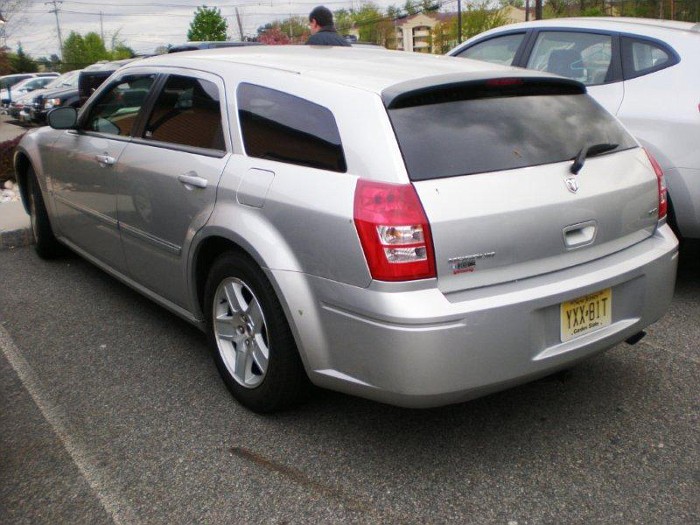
[
  {"xmin": 15, "ymin": 47, "xmax": 679, "ymax": 408},
  {"xmin": 414, "ymin": 148, "xmax": 660, "ymax": 293}
]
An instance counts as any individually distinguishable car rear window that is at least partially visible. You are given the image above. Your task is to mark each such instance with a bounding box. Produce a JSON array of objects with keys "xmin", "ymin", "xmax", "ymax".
[{"xmin": 387, "ymin": 89, "xmax": 637, "ymax": 181}]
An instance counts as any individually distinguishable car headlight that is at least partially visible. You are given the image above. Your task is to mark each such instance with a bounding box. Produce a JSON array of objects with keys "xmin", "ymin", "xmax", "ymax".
[{"xmin": 44, "ymin": 98, "xmax": 62, "ymax": 109}]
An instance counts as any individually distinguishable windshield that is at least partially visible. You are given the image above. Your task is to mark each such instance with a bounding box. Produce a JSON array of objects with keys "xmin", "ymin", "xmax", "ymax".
[
  {"xmin": 388, "ymin": 92, "xmax": 637, "ymax": 180},
  {"xmin": 45, "ymin": 71, "xmax": 79, "ymax": 90}
]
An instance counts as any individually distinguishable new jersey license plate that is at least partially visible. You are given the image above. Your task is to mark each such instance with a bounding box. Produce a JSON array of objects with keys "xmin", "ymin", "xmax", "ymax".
[{"xmin": 560, "ymin": 288, "xmax": 612, "ymax": 342}]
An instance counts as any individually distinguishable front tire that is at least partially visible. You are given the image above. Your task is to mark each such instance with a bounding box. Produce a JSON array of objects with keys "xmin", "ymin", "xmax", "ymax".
[
  {"xmin": 204, "ymin": 251, "xmax": 309, "ymax": 413},
  {"xmin": 26, "ymin": 166, "xmax": 62, "ymax": 259}
]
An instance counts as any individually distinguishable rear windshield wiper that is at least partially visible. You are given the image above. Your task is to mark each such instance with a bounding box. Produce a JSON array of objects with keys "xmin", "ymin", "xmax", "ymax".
[{"xmin": 570, "ymin": 142, "xmax": 619, "ymax": 174}]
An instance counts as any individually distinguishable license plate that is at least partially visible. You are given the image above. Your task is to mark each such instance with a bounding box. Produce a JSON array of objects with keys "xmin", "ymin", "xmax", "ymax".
[{"xmin": 560, "ymin": 288, "xmax": 612, "ymax": 342}]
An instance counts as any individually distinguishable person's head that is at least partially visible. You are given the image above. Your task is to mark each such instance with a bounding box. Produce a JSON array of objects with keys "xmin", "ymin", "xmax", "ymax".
[{"xmin": 309, "ymin": 6, "xmax": 333, "ymax": 34}]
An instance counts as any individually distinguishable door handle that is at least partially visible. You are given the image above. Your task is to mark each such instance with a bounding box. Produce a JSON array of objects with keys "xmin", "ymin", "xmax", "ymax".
[
  {"xmin": 95, "ymin": 153, "xmax": 116, "ymax": 166},
  {"xmin": 178, "ymin": 173, "xmax": 208, "ymax": 189}
]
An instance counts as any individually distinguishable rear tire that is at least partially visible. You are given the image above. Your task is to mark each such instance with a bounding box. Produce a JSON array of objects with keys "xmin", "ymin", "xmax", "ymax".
[
  {"xmin": 204, "ymin": 251, "xmax": 309, "ymax": 413},
  {"xmin": 26, "ymin": 166, "xmax": 62, "ymax": 259}
]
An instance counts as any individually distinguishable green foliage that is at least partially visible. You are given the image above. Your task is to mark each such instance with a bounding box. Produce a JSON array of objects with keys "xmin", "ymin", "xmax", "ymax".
[
  {"xmin": 499, "ymin": 0, "xmax": 525, "ymax": 7},
  {"xmin": 257, "ymin": 18, "xmax": 307, "ymax": 44},
  {"xmin": 9, "ymin": 44, "xmax": 38, "ymax": 73},
  {"xmin": 431, "ymin": 20, "xmax": 457, "ymax": 54},
  {"xmin": 353, "ymin": 3, "xmax": 387, "ymax": 42},
  {"xmin": 334, "ymin": 8, "xmax": 354, "ymax": 34},
  {"xmin": 187, "ymin": 6, "xmax": 228, "ymax": 41},
  {"xmin": 61, "ymin": 31, "xmax": 110, "ymax": 71},
  {"xmin": 111, "ymin": 44, "xmax": 135, "ymax": 60},
  {"xmin": 0, "ymin": 48, "xmax": 12, "ymax": 75},
  {"xmin": 544, "ymin": 0, "xmax": 579, "ymax": 17},
  {"xmin": 582, "ymin": 6, "xmax": 606, "ymax": 16},
  {"xmin": 60, "ymin": 31, "xmax": 134, "ymax": 71},
  {"xmin": 460, "ymin": 3, "xmax": 509, "ymax": 40}
]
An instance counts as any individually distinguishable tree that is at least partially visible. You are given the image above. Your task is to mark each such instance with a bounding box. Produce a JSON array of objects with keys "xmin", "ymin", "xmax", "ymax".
[
  {"xmin": 61, "ymin": 31, "xmax": 111, "ymax": 71},
  {"xmin": 187, "ymin": 6, "xmax": 228, "ymax": 41},
  {"xmin": 9, "ymin": 44, "xmax": 37, "ymax": 72},
  {"xmin": 257, "ymin": 26, "xmax": 291, "ymax": 45},
  {"xmin": 0, "ymin": 46, "xmax": 12, "ymax": 75},
  {"xmin": 109, "ymin": 30, "xmax": 135, "ymax": 59},
  {"xmin": 459, "ymin": 3, "xmax": 509, "ymax": 40}
]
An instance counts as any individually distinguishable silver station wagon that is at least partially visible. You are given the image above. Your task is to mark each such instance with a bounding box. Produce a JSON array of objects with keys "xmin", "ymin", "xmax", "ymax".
[{"xmin": 15, "ymin": 47, "xmax": 678, "ymax": 412}]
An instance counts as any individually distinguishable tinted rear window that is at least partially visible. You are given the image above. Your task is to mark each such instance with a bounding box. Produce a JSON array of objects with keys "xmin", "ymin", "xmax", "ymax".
[{"xmin": 388, "ymin": 93, "xmax": 637, "ymax": 181}]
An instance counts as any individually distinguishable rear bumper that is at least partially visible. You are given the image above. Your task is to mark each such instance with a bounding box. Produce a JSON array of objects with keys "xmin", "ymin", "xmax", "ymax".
[{"xmin": 273, "ymin": 225, "xmax": 678, "ymax": 408}]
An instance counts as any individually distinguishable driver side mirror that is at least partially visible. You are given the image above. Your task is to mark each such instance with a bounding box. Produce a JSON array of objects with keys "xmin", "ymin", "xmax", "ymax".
[{"xmin": 47, "ymin": 107, "xmax": 78, "ymax": 130}]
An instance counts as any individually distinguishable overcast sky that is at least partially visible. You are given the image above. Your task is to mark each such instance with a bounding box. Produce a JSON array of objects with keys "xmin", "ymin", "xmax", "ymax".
[{"xmin": 3, "ymin": 0, "xmax": 415, "ymax": 59}]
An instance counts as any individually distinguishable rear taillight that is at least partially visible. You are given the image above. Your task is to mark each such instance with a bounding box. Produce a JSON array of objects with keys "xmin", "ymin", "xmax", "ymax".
[
  {"xmin": 354, "ymin": 180, "xmax": 436, "ymax": 281},
  {"xmin": 644, "ymin": 148, "xmax": 667, "ymax": 220}
]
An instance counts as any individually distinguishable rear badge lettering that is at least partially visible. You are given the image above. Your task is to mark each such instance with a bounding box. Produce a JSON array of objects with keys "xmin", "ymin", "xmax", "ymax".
[{"xmin": 448, "ymin": 252, "xmax": 495, "ymax": 274}]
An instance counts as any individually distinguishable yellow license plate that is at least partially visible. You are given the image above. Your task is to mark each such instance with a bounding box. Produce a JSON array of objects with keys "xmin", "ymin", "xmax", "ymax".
[{"xmin": 560, "ymin": 288, "xmax": 612, "ymax": 342}]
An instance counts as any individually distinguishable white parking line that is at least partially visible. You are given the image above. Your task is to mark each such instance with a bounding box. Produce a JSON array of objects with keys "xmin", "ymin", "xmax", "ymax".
[{"xmin": 0, "ymin": 324, "xmax": 133, "ymax": 525}]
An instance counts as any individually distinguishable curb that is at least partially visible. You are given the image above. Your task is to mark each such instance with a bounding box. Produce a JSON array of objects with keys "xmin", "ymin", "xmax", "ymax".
[
  {"xmin": 0, "ymin": 227, "xmax": 33, "ymax": 250},
  {"xmin": 0, "ymin": 201, "xmax": 33, "ymax": 251}
]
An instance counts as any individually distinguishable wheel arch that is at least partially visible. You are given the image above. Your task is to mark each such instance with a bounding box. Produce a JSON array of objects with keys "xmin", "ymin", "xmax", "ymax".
[
  {"xmin": 13, "ymin": 149, "xmax": 33, "ymax": 214},
  {"xmin": 189, "ymin": 228, "xmax": 323, "ymax": 375}
]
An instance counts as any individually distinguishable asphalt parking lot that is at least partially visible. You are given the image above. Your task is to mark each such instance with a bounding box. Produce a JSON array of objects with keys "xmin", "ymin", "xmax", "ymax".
[{"xmin": 1, "ymin": 242, "xmax": 698, "ymax": 524}]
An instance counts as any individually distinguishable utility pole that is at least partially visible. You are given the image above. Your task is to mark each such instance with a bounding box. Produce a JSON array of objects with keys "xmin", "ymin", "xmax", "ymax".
[
  {"xmin": 100, "ymin": 11, "xmax": 104, "ymax": 42},
  {"xmin": 45, "ymin": 0, "xmax": 64, "ymax": 59},
  {"xmin": 457, "ymin": 0, "xmax": 462, "ymax": 44},
  {"xmin": 235, "ymin": 7, "xmax": 244, "ymax": 41}
]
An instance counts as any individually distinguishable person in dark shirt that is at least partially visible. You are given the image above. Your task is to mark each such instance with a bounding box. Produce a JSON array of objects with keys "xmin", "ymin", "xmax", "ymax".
[{"xmin": 306, "ymin": 6, "xmax": 351, "ymax": 46}]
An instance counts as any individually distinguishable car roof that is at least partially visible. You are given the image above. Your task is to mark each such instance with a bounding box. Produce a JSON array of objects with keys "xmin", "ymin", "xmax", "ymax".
[{"xmin": 127, "ymin": 46, "xmax": 563, "ymax": 94}]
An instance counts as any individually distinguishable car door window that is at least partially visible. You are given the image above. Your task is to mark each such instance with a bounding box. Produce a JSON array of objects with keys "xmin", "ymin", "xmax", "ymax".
[
  {"xmin": 621, "ymin": 37, "xmax": 677, "ymax": 80},
  {"xmin": 454, "ymin": 33, "xmax": 526, "ymax": 66},
  {"xmin": 237, "ymin": 83, "xmax": 346, "ymax": 173},
  {"xmin": 84, "ymin": 75, "xmax": 156, "ymax": 137},
  {"xmin": 527, "ymin": 31, "xmax": 612, "ymax": 86},
  {"xmin": 143, "ymin": 75, "xmax": 225, "ymax": 151}
]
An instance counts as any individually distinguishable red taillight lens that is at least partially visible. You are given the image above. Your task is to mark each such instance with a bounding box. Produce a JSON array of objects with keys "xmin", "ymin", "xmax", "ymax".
[
  {"xmin": 644, "ymin": 148, "xmax": 667, "ymax": 220},
  {"xmin": 354, "ymin": 179, "xmax": 436, "ymax": 281}
]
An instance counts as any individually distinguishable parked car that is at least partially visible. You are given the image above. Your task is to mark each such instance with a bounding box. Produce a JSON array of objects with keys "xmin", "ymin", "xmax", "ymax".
[
  {"xmin": 0, "ymin": 71, "xmax": 58, "ymax": 91},
  {"xmin": 10, "ymin": 70, "xmax": 80, "ymax": 122},
  {"xmin": 25, "ymin": 70, "xmax": 82, "ymax": 124},
  {"xmin": 449, "ymin": 17, "xmax": 700, "ymax": 240},
  {"xmin": 15, "ymin": 47, "xmax": 678, "ymax": 412},
  {"xmin": 7, "ymin": 90, "xmax": 36, "ymax": 120},
  {"xmin": 78, "ymin": 57, "xmax": 145, "ymax": 105},
  {"xmin": 0, "ymin": 72, "xmax": 59, "ymax": 106}
]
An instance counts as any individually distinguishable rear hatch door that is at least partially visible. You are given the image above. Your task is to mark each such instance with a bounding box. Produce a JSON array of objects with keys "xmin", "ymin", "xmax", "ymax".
[{"xmin": 386, "ymin": 78, "xmax": 659, "ymax": 293}]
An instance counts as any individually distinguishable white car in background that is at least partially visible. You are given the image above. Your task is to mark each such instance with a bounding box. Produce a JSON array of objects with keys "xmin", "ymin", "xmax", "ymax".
[
  {"xmin": 449, "ymin": 17, "xmax": 700, "ymax": 240},
  {"xmin": 0, "ymin": 73, "xmax": 59, "ymax": 106}
]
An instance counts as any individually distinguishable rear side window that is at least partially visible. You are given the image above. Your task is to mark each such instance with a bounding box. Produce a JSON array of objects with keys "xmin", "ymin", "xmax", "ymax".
[
  {"xmin": 621, "ymin": 37, "xmax": 678, "ymax": 80},
  {"xmin": 144, "ymin": 75, "xmax": 225, "ymax": 152},
  {"xmin": 455, "ymin": 33, "xmax": 526, "ymax": 66},
  {"xmin": 388, "ymin": 87, "xmax": 637, "ymax": 181},
  {"xmin": 237, "ymin": 83, "xmax": 346, "ymax": 173}
]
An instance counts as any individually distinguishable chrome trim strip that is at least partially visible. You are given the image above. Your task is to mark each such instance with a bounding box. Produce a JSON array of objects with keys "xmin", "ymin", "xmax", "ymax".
[
  {"xmin": 53, "ymin": 194, "xmax": 118, "ymax": 227},
  {"xmin": 119, "ymin": 222, "xmax": 182, "ymax": 256}
]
